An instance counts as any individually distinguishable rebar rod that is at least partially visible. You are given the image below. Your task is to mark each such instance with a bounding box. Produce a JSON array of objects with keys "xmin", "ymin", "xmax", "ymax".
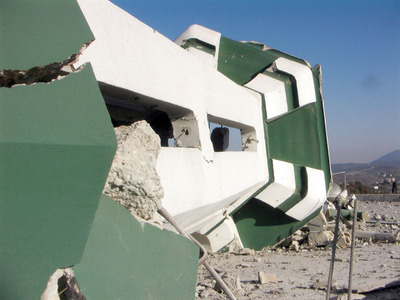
[
  {"xmin": 158, "ymin": 206, "xmax": 237, "ymax": 300},
  {"xmin": 348, "ymin": 198, "xmax": 358, "ymax": 300},
  {"xmin": 326, "ymin": 198, "xmax": 342, "ymax": 300}
]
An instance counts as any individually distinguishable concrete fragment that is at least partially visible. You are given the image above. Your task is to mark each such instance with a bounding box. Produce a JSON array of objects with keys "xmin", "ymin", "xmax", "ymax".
[
  {"xmin": 356, "ymin": 231, "xmax": 400, "ymax": 243},
  {"xmin": 103, "ymin": 121, "xmax": 163, "ymax": 221},
  {"xmin": 258, "ymin": 272, "xmax": 277, "ymax": 284},
  {"xmin": 214, "ymin": 274, "xmax": 242, "ymax": 294},
  {"xmin": 307, "ymin": 210, "xmax": 327, "ymax": 232},
  {"xmin": 308, "ymin": 231, "xmax": 334, "ymax": 247},
  {"xmin": 337, "ymin": 232, "xmax": 351, "ymax": 248},
  {"xmin": 289, "ymin": 240, "xmax": 300, "ymax": 251},
  {"xmin": 312, "ymin": 280, "xmax": 336, "ymax": 290}
]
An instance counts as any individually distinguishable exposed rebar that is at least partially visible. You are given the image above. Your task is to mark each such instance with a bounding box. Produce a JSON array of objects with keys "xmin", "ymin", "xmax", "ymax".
[
  {"xmin": 158, "ymin": 206, "xmax": 237, "ymax": 300},
  {"xmin": 348, "ymin": 197, "xmax": 358, "ymax": 299},
  {"xmin": 326, "ymin": 197, "xmax": 342, "ymax": 300}
]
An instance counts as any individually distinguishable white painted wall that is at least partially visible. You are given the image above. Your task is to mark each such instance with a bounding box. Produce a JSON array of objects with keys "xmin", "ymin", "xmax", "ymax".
[{"xmin": 77, "ymin": 0, "xmax": 269, "ymax": 227}]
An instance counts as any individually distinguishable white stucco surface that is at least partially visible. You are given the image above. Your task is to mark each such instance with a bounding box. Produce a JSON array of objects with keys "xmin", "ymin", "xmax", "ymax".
[{"xmin": 77, "ymin": 0, "xmax": 269, "ymax": 225}]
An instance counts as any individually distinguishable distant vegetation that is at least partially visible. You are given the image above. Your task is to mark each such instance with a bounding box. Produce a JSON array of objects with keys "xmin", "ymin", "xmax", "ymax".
[{"xmin": 340, "ymin": 181, "xmax": 371, "ymax": 194}]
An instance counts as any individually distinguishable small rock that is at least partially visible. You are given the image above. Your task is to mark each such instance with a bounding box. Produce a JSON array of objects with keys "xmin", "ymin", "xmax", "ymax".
[
  {"xmin": 258, "ymin": 272, "xmax": 277, "ymax": 284},
  {"xmin": 214, "ymin": 274, "xmax": 242, "ymax": 294},
  {"xmin": 312, "ymin": 280, "xmax": 336, "ymax": 290}
]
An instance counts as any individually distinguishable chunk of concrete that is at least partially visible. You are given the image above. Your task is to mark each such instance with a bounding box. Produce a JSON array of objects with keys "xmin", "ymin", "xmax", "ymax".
[
  {"xmin": 258, "ymin": 272, "xmax": 277, "ymax": 284},
  {"xmin": 308, "ymin": 231, "xmax": 334, "ymax": 247}
]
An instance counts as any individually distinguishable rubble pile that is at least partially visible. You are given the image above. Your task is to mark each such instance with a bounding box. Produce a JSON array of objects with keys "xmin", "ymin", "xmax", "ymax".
[{"xmin": 195, "ymin": 197, "xmax": 400, "ymax": 299}]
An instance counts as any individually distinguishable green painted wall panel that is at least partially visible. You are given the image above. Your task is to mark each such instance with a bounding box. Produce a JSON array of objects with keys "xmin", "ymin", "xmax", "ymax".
[
  {"xmin": 233, "ymin": 198, "xmax": 320, "ymax": 250},
  {"xmin": 218, "ymin": 37, "xmax": 307, "ymax": 86},
  {"xmin": 267, "ymin": 103, "xmax": 322, "ymax": 169},
  {"xmin": 74, "ymin": 195, "xmax": 199, "ymax": 300},
  {"xmin": 0, "ymin": 67, "xmax": 116, "ymax": 146},
  {"xmin": 0, "ymin": 0, "xmax": 94, "ymax": 70},
  {"xmin": 0, "ymin": 67, "xmax": 116, "ymax": 299}
]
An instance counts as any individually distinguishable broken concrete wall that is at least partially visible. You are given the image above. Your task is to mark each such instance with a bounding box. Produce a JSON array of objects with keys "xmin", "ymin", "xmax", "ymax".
[{"xmin": 103, "ymin": 121, "xmax": 163, "ymax": 220}]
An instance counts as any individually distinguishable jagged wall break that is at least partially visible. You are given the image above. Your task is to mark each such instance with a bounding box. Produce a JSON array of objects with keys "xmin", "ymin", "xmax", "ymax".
[{"xmin": 103, "ymin": 121, "xmax": 163, "ymax": 221}]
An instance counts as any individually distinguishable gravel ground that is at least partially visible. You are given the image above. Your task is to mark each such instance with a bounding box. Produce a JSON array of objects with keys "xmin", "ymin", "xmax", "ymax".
[{"xmin": 196, "ymin": 200, "xmax": 400, "ymax": 299}]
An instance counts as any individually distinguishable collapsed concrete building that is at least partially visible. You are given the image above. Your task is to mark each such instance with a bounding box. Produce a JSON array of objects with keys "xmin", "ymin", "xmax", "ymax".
[{"xmin": 0, "ymin": 0, "xmax": 331, "ymax": 299}]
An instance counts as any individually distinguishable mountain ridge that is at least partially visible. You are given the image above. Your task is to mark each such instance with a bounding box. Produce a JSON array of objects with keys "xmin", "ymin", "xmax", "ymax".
[{"xmin": 332, "ymin": 150, "xmax": 400, "ymax": 172}]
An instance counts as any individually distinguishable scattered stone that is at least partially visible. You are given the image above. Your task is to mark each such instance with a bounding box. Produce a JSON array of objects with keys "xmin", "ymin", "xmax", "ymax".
[
  {"xmin": 289, "ymin": 240, "xmax": 300, "ymax": 251},
  {"xmin": 237, "ymin": 248, "xmax": 255, "ymax": 255},
  {"xmin": 214, "ymin": 274, "xmax": 242, "ymax": 294},
  {"xmin": 258, "ymin": 272, "xmax": 277, "ymax": 284},
  {"xmin": 308, "ymin": 231, "xmax": 334, "ymax": 247},
  {"xmin": 311, "ymin": 280, "xmax": 336, "ymax": 290}
]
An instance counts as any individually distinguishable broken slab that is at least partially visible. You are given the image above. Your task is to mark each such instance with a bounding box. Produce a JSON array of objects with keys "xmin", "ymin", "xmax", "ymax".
[{"xmin": 308, "ymin": 230, "xmax": 334, "ymax": 247}]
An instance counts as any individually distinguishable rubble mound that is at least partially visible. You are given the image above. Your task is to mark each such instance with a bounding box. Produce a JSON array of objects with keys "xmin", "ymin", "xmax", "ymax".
[{"xmin": 103, "ymin": 120, "xmax": 163, "ymax": 220}]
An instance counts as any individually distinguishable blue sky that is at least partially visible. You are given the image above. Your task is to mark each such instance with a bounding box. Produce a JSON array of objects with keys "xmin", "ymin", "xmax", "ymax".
[{"xmin": 110, "ymin": 0, "xmax": 399, "ymax": 163}]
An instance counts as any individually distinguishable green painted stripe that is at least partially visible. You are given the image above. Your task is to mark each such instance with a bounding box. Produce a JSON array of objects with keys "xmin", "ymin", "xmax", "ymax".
[
  {"xmin": 217, "ymin": 37, "xmax": 308, "ymax": 86},
  {"xmin": 267, "ymin": 103, "xmax": 322, "ymax": 169},
  {"xmin": 233, "ymin": 198, "xmax": 320, "ymax": 250}
]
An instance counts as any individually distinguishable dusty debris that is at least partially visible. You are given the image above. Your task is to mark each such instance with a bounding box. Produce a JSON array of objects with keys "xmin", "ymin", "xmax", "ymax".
[
  {"xmin": 214, "ymin": 274, "xmax": 242, "ymax": 294},
  {"xmin": 355, "ymin": 230, "xmax": 400, "ymax": 243},
  {"xmin": 308, "ymin": 230, "xmax": 334, "ymax": 247},
  {"xmin": 312, "ymin": 279, "xmax": 337, "ymax": 290},
  {"xmin": 103, "ymin": 120, "xmax": 163, "ymax": 221},
  {"xmin": 258, "ymin": 272, "xmax": 277, "ymax": 284}
]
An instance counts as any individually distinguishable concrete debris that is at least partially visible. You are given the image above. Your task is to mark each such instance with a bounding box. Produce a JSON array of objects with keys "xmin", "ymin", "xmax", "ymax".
[
  {"xmin": 236, "ymin": 248, "xmax": 255, "ymax": 255},
  {"xmin": 355, "ymin": 230, "xmax": 400, "ymax": 243},
  {"xmin": 311, "ymin": 279, "xmax": 336, "ymax": 290},
  {"xmin": 214, "ymin": 274, "xmax": 242, "ymax": 294},
  {"xmin": 307, "ymin": 210, "xmax": 328, "ymax": 232},
  {"xmin": 41, "ymin": 268, "xmax": 85, "ymax": 300},
  {"xmin": 337, "ymin": 232, "xmax": 352, "ymax": 248},
  {"xmin": 258, "ymin": 272, "xmax": 277, "ymax": 284},
  {"xmin": 308, "ymin": 231, "xmax": 334, "ymax": 247},
  {"xmin": 103, "ymin": 120, "xmax": 163, "ymax": 221}
]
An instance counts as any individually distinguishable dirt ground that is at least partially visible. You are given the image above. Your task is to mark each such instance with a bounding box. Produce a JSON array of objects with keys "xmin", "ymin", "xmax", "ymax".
[{"xmin": 195, "ymin": 200, "xmax": 400, "ymax": 299}]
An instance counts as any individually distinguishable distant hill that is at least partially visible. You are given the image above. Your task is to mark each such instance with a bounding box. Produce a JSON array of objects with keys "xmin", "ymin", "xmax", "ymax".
[
  {"xmin": 370, "ymin": 150, "xmax": 400, "ymax": 166},
  {"xmin": 331, "ymin": 150, "xmax": 400, "ymax": 186},
  {"xmin": 332, "ymin": 150, "xmax": 400, "ymax": 172}
]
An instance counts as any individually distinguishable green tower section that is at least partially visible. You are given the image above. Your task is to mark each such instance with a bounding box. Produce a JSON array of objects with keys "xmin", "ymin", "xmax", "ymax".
[
  {"xmin": 217, "ymin": 36, "xmax": 331, "ymax": 249},
  {"xmin": 0, "ymin": 66, "xmax": 117, "ymax": 299},
  {"xmin": 0, "ymin": 0, "xmax": 94, "ymax": 70},
  {"xmin": 74, "ymin": 195, "xmax": 199, "ymax": 300}
]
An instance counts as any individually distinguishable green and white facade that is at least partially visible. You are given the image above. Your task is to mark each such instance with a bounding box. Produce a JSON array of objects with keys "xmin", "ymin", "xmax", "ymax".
[{"xmin": 1, "ymin": 0, "xmax": 331, "ymax": 298}]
